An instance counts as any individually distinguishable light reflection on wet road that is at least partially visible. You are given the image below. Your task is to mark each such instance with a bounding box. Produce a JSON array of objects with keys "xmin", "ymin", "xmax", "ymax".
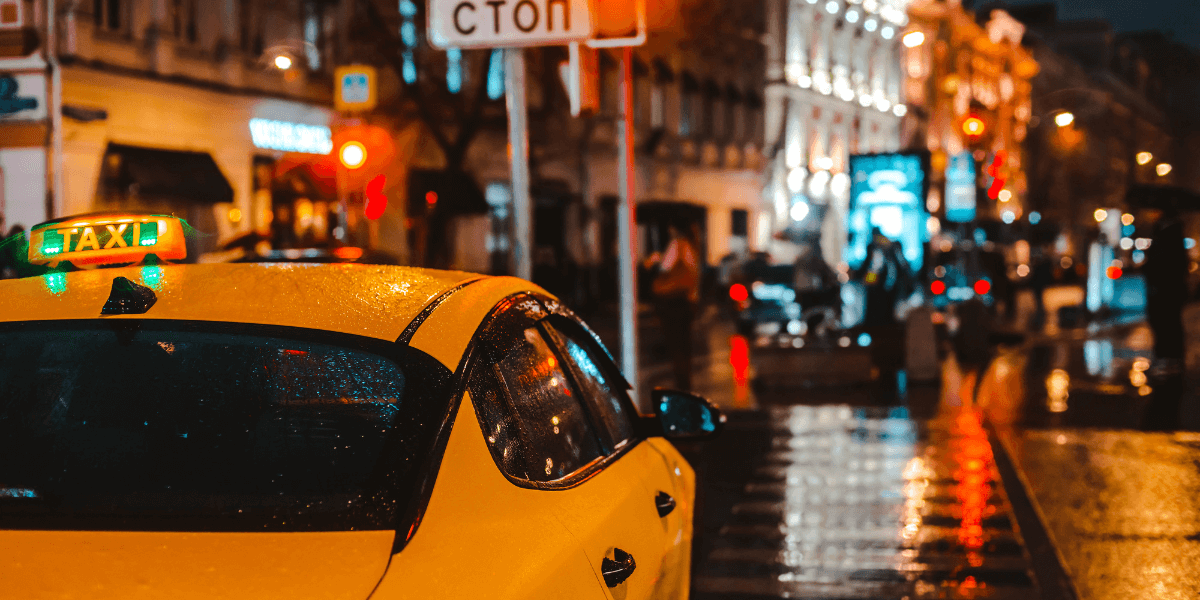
[{"xmin": 692, "ymin": 405, "xmax": 1037, "ymax": 599}]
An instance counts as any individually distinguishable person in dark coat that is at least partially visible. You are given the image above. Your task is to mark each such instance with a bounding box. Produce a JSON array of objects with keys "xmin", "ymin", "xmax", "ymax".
[
  {"xmin": 1143, "ymin": 210, "xmax": 1187, "ymax": 370},
  {"xmin": 854, "ymin": 228, "xmax": 911, "ymax": 402},
  {"xmin": 855, "ymin": 228, "xmax": 911, "ymax": 327}
]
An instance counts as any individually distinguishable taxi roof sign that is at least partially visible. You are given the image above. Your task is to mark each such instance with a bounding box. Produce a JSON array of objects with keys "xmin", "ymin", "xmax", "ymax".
[{"xmin": 28, "ymin": 213, "xmax": 187, "ymax": 267}]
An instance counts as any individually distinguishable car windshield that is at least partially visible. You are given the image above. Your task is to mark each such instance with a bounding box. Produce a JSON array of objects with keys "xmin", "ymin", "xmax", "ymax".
[{"xmin": 0, "ymin": 321, "xmax": 449, "ymax": 532}]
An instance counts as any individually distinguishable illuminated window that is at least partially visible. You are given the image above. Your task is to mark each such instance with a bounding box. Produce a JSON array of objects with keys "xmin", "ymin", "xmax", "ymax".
[
  {"xmin": 400, "ymin": 0, "xmax": 419, "ymax": 85},
  {"xmin": 400, "ymin": 20, "xmax": 417, "ymax": 47},
  {"xmin": 446, "ymin": 48, "xmax": 463, "ymax": 94},
  {"xmin": 303, "ymin": 0, "xmax": 325, "ymax": 71},
  {"xmin": 487, "ymin": 49, "xmax": 505, "ymax": 100},
  {"xmin": 402, "ymin": 52, "xmax": 417, "ymax": 85}
]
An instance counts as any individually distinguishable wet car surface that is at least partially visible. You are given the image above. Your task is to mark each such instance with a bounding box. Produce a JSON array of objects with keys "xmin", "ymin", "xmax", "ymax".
[{"xmin": 0, "ymin": 213, "xmax": 718, "ymax": 600}]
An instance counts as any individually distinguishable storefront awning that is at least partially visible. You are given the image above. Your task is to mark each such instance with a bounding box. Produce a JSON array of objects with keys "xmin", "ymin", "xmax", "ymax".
[{"xmin": 103, "ymin": 143, "xmax": 233, "ymax": 204}]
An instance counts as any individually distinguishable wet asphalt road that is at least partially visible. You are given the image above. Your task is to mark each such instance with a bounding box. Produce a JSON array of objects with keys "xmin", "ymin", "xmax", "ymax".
[
  {"xmin": 593, "ymin": 290, "xmax": 1200, "ymax": 599},
  {"xmin": 684, "ymin": 405, "xmax": 1039, "ymax": 600},
  {"xmin": 629, "ymin": 312, "xmax": 1048, "ymax": 599}
]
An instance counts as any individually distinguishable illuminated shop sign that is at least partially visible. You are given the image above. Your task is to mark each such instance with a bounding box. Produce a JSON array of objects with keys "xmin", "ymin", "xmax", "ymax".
[
  {"xmin": 846, "ymin": 152, "xmax": 929, "ymax": 271},
  {"xmin": 249, "ymin": 118, "xmax": 333, "ymax": 155}
]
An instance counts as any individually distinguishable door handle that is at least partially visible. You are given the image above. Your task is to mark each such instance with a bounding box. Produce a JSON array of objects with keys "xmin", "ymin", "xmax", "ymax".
[
  {"xmin": 655, "ymin": 491, "xmax": 676, "ymax": 517},
  {"xmin": 601, "ymin": 548, "xmax": 637, "ymax": 587}
]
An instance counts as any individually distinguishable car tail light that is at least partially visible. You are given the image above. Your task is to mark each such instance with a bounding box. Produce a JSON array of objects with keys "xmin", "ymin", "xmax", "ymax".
[
  {"xmin": 930, "ymin": 280, "xmax": 946, "ymax": 295},
  {"xmin": 974, "ymin": 279, "xmax": 991, "ymax": 295},
  {"xmin": 729, "ymin": 283, "xmax": 749, "ymax": 303}
]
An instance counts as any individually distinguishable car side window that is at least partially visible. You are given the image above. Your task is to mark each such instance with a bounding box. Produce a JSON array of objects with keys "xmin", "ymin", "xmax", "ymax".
[
  {"xmin": 494, "ymin": 326, "xmax": 605, "ymax": 481},
  {"xmin": 545, "ymin": 318, "xmax": 637, "ymax": 451},
  {"xmin": 469, "ymin": 364, "xmax": 532, "ymax": 481}
]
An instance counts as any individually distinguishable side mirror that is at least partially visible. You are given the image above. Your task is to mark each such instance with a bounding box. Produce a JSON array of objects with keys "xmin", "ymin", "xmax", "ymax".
[{"xmin": 649, "ymin": 388, "xmax": 724, "ymax": 439}]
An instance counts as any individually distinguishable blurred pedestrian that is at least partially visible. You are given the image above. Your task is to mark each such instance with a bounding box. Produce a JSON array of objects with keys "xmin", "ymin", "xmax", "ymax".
[
  {"xmin": 651, "ymin": 220, "xmax": 701, "ymax": 391},
  {"xmin": 982, "ymin": 246, "xmax": 1014, "ymax": 320},
  {"xmin": 854, "ymin": 227, "xmax": 911, "ymax": 327},
  {"xmin": 1144, "ymin": 210, "xmax": 1187, "ymax": 373},
  {"xmin": 854, "ymin": 228, "xmax": 911, "ymax": 402},
  {"xmin": 1029, "ymin": 246, "xmax": 1053, "ymax": 323},
  {"xmin": 792, "ymin": 242, "xmax": 840, "ymax": 330}
]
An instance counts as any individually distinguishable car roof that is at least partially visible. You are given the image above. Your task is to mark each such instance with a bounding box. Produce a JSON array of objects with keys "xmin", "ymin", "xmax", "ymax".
[{"xmin": 0, "ymin": 263, "xmax": 488, "ymax": 341}]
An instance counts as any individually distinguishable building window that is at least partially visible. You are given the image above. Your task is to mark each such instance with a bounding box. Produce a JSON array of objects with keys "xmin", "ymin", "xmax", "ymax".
[
  {"xmin": 239, "ymin": 0, "xmax": 263, "ymax": 55},
  {"xmin": 632, "ymin": 56, "xmax": 650, "ymax": 129},
  {"xmin": 446, "ymin": 48, "xmax": 463, "ymax": 93},
  {"xmin": 93, "ymin": 0, "xmax": 122, "ymax": 31},
  {"xmin": 680, "ymin": 71, "xmax": 699, "ymax": 137},
  {"xmin": 487, "ymin": 49, "xmax": 505, "ymax": 100},
  {"xmin": 650, "ymin": 58, "xmax": 672, "ymax": 130},
  {"xmin": 599, "ymin": 51, "xmax": 620, "ymax": 116},
  {"xmin": 303, "ymin": 0, "xmax": 325, "ymax": 71},
  {"xmin": 725, "ymin": 84, "xmax": 743, "ymax": 141},
  {"xmin": 172, "ymin": 0, "xmax": 198, "ymax": 44},
  {"xmin": 703, "ymin": 79, "xmax": 720, "ymax": 139}
]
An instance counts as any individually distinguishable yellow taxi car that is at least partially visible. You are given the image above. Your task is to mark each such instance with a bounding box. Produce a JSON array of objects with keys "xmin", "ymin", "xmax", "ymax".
[{"xmin": 0, "ymin": 213, "xmax": 722, "ymax": 600}]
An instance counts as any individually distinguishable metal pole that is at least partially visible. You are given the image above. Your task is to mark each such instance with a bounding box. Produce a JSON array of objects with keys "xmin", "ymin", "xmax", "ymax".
[
  {"xmin": 47, "ymin": 0, "xmax": 63, "ymax": 219},
  {"xmin": 616, "ymin": 47, "xmax": 640, "ymax": 406},
  {"xmin": 505, "ymin": 48, "xmax": 532, "ymax": 281}
]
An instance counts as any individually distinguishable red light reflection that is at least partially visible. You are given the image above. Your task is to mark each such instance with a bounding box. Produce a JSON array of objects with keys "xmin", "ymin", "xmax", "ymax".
[
  {"xmin": 730, "ymin": 335, "xmax": 750, "ymax": 408},
  {"xmin": 729, "ymin": 283, "xmax": 749, "ymax": 303},
  {"xmin": 954, "ymin": 409, "xmax": 993, "ymax": 551}
]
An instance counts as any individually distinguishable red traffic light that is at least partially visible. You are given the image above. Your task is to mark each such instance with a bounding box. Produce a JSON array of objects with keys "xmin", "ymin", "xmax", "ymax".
[
  {"xmin": 930, "ymin": 280, "xmax": 946, "ymax": 295},
  {"xmin": 974, "ymin": 279, "xmax": 991, "ymax": 295}
]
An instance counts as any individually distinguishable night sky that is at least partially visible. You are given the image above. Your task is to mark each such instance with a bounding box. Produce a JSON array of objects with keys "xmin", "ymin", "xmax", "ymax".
[{"xmin": 1006, "ymin": 0, "xmax": 1200, "ymax": 49}]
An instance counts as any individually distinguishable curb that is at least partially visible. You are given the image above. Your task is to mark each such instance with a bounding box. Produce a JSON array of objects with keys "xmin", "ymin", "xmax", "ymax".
[{"xmin": 986, "ymin": 422, "xmax": 1083, "ymax": 600}]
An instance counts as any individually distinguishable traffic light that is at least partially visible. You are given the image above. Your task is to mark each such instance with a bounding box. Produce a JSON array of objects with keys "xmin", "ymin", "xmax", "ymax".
[
  {"xmin": 961, "ymin": 114, "xmax": 986, "ymax": 141},
  {"xmin": 339, "ymin": 141, "xmax": 367, "ymax": 169},
  {"xmin": 331, "ymin": 124, "xmax": 394, "ymax": 187},
  {"xmin": 331, "ymin": 124, "xmax": 395, "ymax": 219}
]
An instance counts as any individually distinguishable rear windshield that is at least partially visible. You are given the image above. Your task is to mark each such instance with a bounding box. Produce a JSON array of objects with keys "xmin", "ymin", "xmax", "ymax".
[{"xmin": 0, "ymin": 321, "xmax": 451, "ymax": 532}]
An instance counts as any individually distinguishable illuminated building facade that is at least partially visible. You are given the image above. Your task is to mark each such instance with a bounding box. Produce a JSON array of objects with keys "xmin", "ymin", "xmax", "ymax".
[
  {"xmin": 900, "ymin": 1, "xmax": 1038, "ymax": 234},
  {"xmin": 0, "ymin": 1, "xmax": 346, "ymax": 256},
  {"xmin": 763, "ymin": 0, "xmax": 912, "ymax": 266}
]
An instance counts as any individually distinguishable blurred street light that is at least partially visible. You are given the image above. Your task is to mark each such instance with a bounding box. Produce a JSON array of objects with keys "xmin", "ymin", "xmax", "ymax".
[
  {"xmin": 274, "ymin": 55, "xmax": 293, "ymax": 70},
  {"xmin": 339, "ymin": 141, "xmax": 367, "ymax": 169},
  {"xmin": 1093, "ymin": 208, "xmax": 1108, "ymax": 222},
  {"xmin": 1121, "ymin": 213, "xmax": 1134, "ymax": 226},
  {"xmin": 791, "ymin": 200, "xmax": 811, "ymax": 222},
  {"xmin": 1136, "ymin": 151, "xmax": 1153, "ymax": 165},
  {"xmin": 1054, "ymin": 111, "xmax": 1074, "ymax": 127},
  {"xmin": 902, "ymin": 31, "xmax": 925, "ymax": 48},
  {"xmin": 961, "ymin": 116, "xmax": 985, "ymax": 137},
  {"xmin": 1156, "ymin": 163, "xmax": 1172, "ymax": 176}
]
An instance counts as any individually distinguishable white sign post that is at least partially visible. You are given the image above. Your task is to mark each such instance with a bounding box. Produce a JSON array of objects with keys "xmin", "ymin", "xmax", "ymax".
[{"xmin": 428, "ymin": 0, "xmax": 594, "ymax": 283}]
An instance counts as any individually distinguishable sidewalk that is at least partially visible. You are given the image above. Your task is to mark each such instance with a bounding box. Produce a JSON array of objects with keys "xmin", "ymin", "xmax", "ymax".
[{"xmin": 955, "ymin": 328, "xmax": 1200, "ymax": 600}]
